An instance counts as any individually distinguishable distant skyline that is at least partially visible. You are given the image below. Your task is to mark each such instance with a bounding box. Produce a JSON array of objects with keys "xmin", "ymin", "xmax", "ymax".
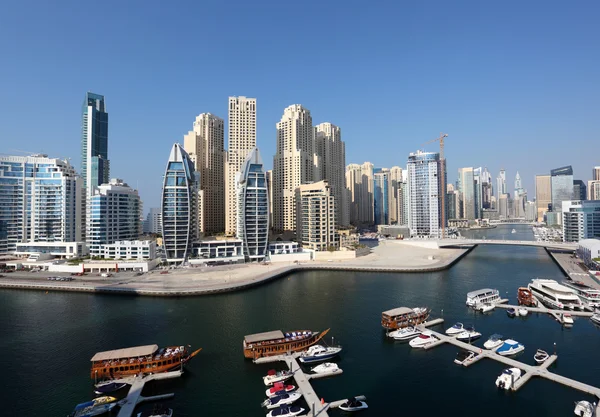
[{"xmin": 1, "ymin": 1, "xmax": 598, "ymax": 211}]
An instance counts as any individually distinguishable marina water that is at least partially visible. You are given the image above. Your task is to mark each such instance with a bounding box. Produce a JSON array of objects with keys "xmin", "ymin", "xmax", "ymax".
[{"xmin": 1, "ymin": 225, "xmax": 598, "ymax": 416}]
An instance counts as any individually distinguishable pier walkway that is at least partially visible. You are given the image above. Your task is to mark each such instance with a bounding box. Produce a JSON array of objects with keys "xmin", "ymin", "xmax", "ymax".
[
  {"xmin": 115, "ymin": 370, "xmax": 181, "ymax": 417},
  {"xmin": 416, "ymin": 322, "xmax": 600, "ymax": 399},
  {"xmin": 494, "ymin": 303, "xmax": 593, "ymax": 323}
]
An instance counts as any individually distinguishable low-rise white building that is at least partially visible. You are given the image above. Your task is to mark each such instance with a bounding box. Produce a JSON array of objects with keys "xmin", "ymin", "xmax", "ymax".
[
  {"xmin": 268, "ymin": 241, "xmax": 300, "ymax": 255},
  {"xmin": 101, "ymin": 240, "xmax": 156, "ymax": 260},
  {"xmin": 577, "ymin": 239, "xmax": 600, "ymax": 269},
  {"xmin": 192, "ymin": 239, "xmax": 244, "ymax": 265},
  {"xmin": 14, "ymin": 242, "xmax": 88, "ymax": 260}
]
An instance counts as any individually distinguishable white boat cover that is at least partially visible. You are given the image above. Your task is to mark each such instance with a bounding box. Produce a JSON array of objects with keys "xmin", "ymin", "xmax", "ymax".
[
  {"xmin": 245, "ymin": 331, "xmax": 285, "ymax": 344},
  {"xmin": 382, "ymin": 307, "xmax": 413, "ymax": 317},
  {"xmin": 91, "ymin": 344, "xmax": 159, "ymax": 361}
]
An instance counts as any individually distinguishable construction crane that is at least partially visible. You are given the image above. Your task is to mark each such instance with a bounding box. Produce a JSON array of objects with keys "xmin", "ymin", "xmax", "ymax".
[{"xmin": 421, "ymin": 133, "xmax": 449, "ymax": 238}]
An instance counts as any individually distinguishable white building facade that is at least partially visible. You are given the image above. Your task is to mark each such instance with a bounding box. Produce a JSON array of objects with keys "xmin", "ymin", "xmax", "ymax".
[
  {"xmin": 296, "ymin": 181, "xmax": 337, "ymax": 251},
  {"xmin": 562, "ymin": 200, "xmax": 600, "ymax": 243},
  {"xmin": 101, "ymin": 240, "xmax": 156, "ymax": 260},
  {"xmin": 407, "ymin": 151, "xmax": 443, "ymax": 237}
]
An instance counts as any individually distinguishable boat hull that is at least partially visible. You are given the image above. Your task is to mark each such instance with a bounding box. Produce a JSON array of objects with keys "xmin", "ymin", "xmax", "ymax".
[
  {"xmin": 456, "ymin": 332, "xmax": 482, "ymax": 342},
  {"xmin": 381, "ymin": 307, "xmax": 430, "ymax": 330}
]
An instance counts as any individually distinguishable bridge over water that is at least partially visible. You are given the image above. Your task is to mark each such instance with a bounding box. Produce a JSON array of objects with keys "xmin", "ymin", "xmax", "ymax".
[{"xmin": 434, "ymin": 238, "xmax": 576, "ymax": 250}]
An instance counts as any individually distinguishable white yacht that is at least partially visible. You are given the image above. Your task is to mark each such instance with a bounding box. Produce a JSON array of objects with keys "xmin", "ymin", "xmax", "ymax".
[
  {"xmin": 445, "ymin": 322, "xmax": 465, "ymax": 335},
  {"xmin": 518, "ymin": 307, "xmax": 528, "ymax": 316},
  {"xmin": 389, "ymin": 326, "xmax": 421, "ymax": 341},
  {"xmin": 263, "ymin": 370, "xmax": 294, "ymax": 386},
  {"xmin": 262, "ymin": 392, "xmax": 302, "ymax": 410},
  {"xmin": 338, "ymin": 398, "xmax": 369, "ymax": 412},
  {"xmin": 495, "ymin": 368, "xmax": 522, "ymax": 390},
  {"xmin": 311, "ymin": 362, "xmax": 340, "ymax": 375},
  {"xmin": 574, "ymin": 400, "xmax": 596, "ymax": 417},
  {"xmin": 563, "ymin": 280, "xmax": 600, "ymax": 308},
  {"xmin": 409, "ymin": 331, "xmax": 438, "ymax": 349},
  {"xmin": 534, "ymin": 349, "xmax": 549, "ymax": 364},
  {"xmin": 496, "ymin": 339, "xmax": 525, "ymax": 356},
  {"xmin": 562, "ymin": 313, "xmax": 574, "ymax": 326},
  {"xmin": 477, "ymin": 303, "xmax": 495, "ymax": 313},
  {"xmin": 590, "ymin": 313, "xmax": 600, "ymax": 326},
  {"xmin": 466, "ymin": 288, "xmax": 501, "ymax": 307},
  {"xmin": 528, "ymin": 279, "xmax": 583, "ymax": 310},
  {"xmin": 454, "ymin": 349, "xmax": 478, "ymax": 365},
  {"xmin": 298, "ymin": 344, "xmax": 342, "ymax": 363},
  {"xmin": 483, "ymin": 334, "xmax": 504, "ymax": 350},
  {"xmin": 455, "ymin": 326, "xmax": 482, "ymax": 342}
]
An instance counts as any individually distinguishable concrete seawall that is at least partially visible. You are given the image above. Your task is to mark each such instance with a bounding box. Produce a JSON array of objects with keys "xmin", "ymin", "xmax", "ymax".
[{"xmin": 0, "ymin": 245, "xmax": 476, "ymax": 298}]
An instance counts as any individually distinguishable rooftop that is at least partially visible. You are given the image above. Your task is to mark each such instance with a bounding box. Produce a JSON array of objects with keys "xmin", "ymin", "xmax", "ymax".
[
  {"xmin": 91, "ymin": 344, "xmax": 158, "ymax": 362},
  {"xmin": 244, "ymin": 330, "xmax": 284, "ymax": 344}
]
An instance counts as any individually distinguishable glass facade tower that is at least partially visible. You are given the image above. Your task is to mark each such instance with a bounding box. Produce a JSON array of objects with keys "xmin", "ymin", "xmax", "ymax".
[
  {"xmin": 236, "ymin": 147, "xmax": 269, "ymax": 261},
  {"xmin": 407, "ymin": 151, "xmax": 444, "ymax": 237},
  {"xmin": 161, "ymin": 144, "xmax": 199, "ymax": 263},
  {"xmin": 374, "ymin": 169, "xmax": 389, "ymax": 225},
  {"xmin": 81, "ymin": 92, "xmax": 109, "ymax": 196},
  {"xmin": 551, "ymin": 166, "xmax": 574, "ymax": 213}
]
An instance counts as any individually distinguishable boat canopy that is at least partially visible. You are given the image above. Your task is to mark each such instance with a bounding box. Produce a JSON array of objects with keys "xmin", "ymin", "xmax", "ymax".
[
  {"xmin": 466, "ymin": 288, "xmax": 497, "ymax": 298},
  {"xmin": 382, "ymin": 307, "xmax": 413, "ymax": 317},
  {"xmin": 91, "ymin": 344, "xmax": 159, "ymax": 362},
  {"xmin": 245, "ymin": 330, "xmax": 285, "ymax": 344}
]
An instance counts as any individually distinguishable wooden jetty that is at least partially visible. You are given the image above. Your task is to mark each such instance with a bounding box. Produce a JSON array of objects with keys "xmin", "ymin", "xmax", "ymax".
[
  {"xmin": 254, "ymin": 353, "xmax": 362, "ymax": 417},
  {"xmin": 116, "ymin": 370, "xmax": 181, "ymax": 417}
]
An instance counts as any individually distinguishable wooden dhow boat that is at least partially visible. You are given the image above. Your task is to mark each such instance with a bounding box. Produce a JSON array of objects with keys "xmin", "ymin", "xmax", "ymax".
[
  {"xmin": 243, "ymin": 329, "xmax": 330, "ymax": 359},
  {"xmin": 517, "ymin": 287, "xmax": 536, "ymax": 306},
  {"xmin": 90, "ymin": 344, "xmax": 201, "ymax": 380},
  {"xmin": 381, "ymin": 307, "xmax": 430, "ymax": 330}
]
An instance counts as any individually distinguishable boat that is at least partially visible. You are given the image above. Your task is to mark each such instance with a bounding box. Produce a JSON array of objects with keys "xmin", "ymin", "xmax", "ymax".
[
  {"xmin": 90, "ymin": 344, "xmax": 201, "ymax": 380},
  {"xmin": 445, "ymin": 322, "xmax": 464, "ymax": 335},
  {"xmin": 511, "ymin": 229, "xmax": 517, "ymax": 234},
  {"xmin": 243, "ymin": 329, "xmax": 330, "ymax": 359},
  {"xmin": 263, "ymin": 369, "xmax": 294, "ymax": 386},
  {"xmin": 94, "ymin": 381, "xmax": 128, "ymax": 395},
  {"xmin": 528, "ymin": 279, "xmax": 583, "ymax": 310},
  {"xmin": 265, "ymin": 382, "xmax": 296, "ymax": 398},
  {"xmin": 507, "ymin": 308, "xmax": 516, "ymax": 318},
  {"xmin": 574, "ymin": 400, "xmax": 596, "ymax": 417},
  {"xmin": 534, "ymin": 349, "xmax": 549, "ymax": 364},
  {"xmin": 590, "ymin": 313, "xmax": 600, "ymax": 325},
  {"xmin": 91, "ymin": 396, "xmax": 117, "ymax": 406},
  {"xmin": 483, "ymin": 334, "xmax": 504, "ymax": 350},
  {"xmin": 136, "ymin": 405, "xmax": 173, "ymax": 417},
  {"xmin": 455, "ymin": 326, "xmax": 482, "ymax": 342},
  {"xmin": 338, "ymin": 397, "xmax": 369, "ymax": 412},
  {"xmin": 562, "ymin": 313, "xmax": 574, "ymax": 326},
  {"xmin": 262, "ymin": 392, "xmax": 302, "ymax": 409},
  {"xmin": 562, "ymin": 280, "xmax": 600, "ymax": 308},
  {"xmin": 69, "ymin": 401, "xmax": 117, "ymax": 417},
  {"xmin": 517, "ymin": 287, "xmax": 537, "ymax": 306},
  {"xmin": 477, "ymin": 303, "xmax": 495, "ymax": 313},
  {"xmin": 518, "ymin": 307, "xmax": 528, "ymax": 316},
  {"xmin": 454, "ymin": 349, "xmax": 478, "ymax": 365},
  {"xmin": 298, "ymin": 344, "xmax": 342, "ymax": 363},
  {"xmin": 389, "ymin": 326, "xmax": 421, "ymax": 341},
  {"xmin": 381, "ymin": 307, "xmax": 430, "ymax": 330},
  {"xmin": 409, "ymin": 331, "xmax": 438, "ymax": 349},
  {"xmin": 495, "ymin": 367, "xmax": 522, "ymax": 390},
  {"xmin": 266, "ymin": 405, "xmax": 305, "ymax": 417},
  {"xmin": 311, "ymin": 362, "xmax": 341, "ymax": 375},
  {"xmin": 496, "ymin": 339, "xmax": 525, "ymax": 356},
  {"xmin": 466, "ymin": 288, "xmax": 501, "ymax": 307}
]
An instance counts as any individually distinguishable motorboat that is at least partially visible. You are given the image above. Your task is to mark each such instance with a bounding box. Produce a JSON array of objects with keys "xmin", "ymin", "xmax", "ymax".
[
  {"xmin": 136, "ymin": 405, "xmax": 173, "ymax": 417},
  {"xmin": 91, "ymin": 396, "xmax": 117, "ymax": 406},
  {"xmin": 338, "ymin": 397, "xmax": 369, "ymax": 412},
  {"xmin": 311, "ymin": 362, "xmax": 341, "ymax": 375},
  {"xmin": 562, "ymin": 313, "xmax": 574, "ymax": 326},
  {"xmin": 517, "ymin": 287, "xmax": 537, "ymax": 306},
  {"xmin": 265, "ymin": 383, "xmax": 296, "ymax": 398},
  {"xmin": 562, "ymin": 280, "xmax": 600, "ymax": 308},
  {"xmin": 263, "ymin": 369, "xmax": 294, "ymax": 386},
  {"xmin": 574, "ymin": 400, "xmax": 596, "ymax": 417},
  {"xmin": 69, "ymin": 402, "xmax": 117, "ymax": 417},
  {"xmin": 298, "ymin": 344, "xmax": 342, "ymax": 363},
  {"xmin": 506, "ymin": 308, "xmax": 516, "ymax": 318},
  {"xmin": 455, "ymin": 326, "xmax": 482, "ymax": 342},
  {"xmin": 94, "ymin": 381, "xmax": 128, "ymax": 395},
  {"xmin": 534, "ymin": 349, "xmax": 549, "ymax": 364},
  {"xmin": 454, "ymin": 349, "xmax": 478, "ymax": 365},
  {"xmin": 495, "ymin": 367, "xmax": 522, "ymax": 390},
  {"xmin": 511, "ymin": 229, "xmax": 517, "ymax": 234},
  {"xmin": 466, "ymin": 288, "xmax": 501, "ymax": 307},
  {"xmin": 445, "ymin": 322, "xmax": 465, "ymax": 335},
  {"xmin": 381, "ymin": 306, "xmax": 431, "ymax": 330},
  {"xmin": 518, "ymin": 307, "xmax": 528, "ymax": 317},
  {"xmin": 590, "ymin": 313, "xmax": 600, "ymax": 326},
  {"xmin": 496, "ymin": 339, "xmax": 525, "ymax": 356},
  {"xmin": 266, "ymin": 405, "xmax": 305, "ymax": 417},
  {"xmin": 389, "ymin": 326, "xmax": 421, "ymax": 341},
  {"xmin": 483, "ymin": 334, "xmax": 504, "ymax": 351},
  {"xmin": 262, "ymin": 392, "xmax": 302, "ymax": 409},
  {"xmin": 528, "ymin": 279, "xmax": 583, "ymax": 310},
  {"xmin": 409, "ymin": 331, "xmax": 438, "ymax": 349},
  {"xmin": 477, "ymin": 303, "xmax": 495, "ymax": 313}
]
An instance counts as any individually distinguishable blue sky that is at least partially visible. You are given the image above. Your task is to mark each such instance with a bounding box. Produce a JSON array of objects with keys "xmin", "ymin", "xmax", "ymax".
[{"xmin": 1, "ymin": 0, "xmax": 598, "ymax": 211}]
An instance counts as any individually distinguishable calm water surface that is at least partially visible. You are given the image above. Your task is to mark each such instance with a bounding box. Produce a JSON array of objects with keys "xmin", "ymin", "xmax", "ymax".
[{"xmin": 1, "ymin": 225, "xmax": 598, "ymax": 416}]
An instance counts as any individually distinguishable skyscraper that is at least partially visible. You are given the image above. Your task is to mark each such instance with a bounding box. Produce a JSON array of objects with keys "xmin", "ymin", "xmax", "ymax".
[
  {"xmin": 573, "ymin": 180, "xmax": 586, "ymax": 201},
  {"xmin": 588, "ymin": 180, "xmax": 600, "ymax": 200},
  {"xmin": 0, "ymin": 155, "xmax": 83, "ymax": 254},
  {"xmin": 87, "ymin": 179, "xmax": 142, "ymax": 256},
  {"xmin": 481, "ymin": 167, "xmax": 493, "ymax": 209},
  {"xmin": 273, "ymin": 104, "xmax": 314, "ymax": 233},
  {"xmin": 535, "ymin": 174, "xmax": 551, "ymax": 222},
  {"xmin": 551, "ymin": 166, "xmax": 574, "ymax": 218},
  {"xmin": 236, "ymin": 147, "xmax": 269, "ymax": 261},
  {"xmin": 594, "ymin": 167, "xmax": 600, "ymax": 181},
  {"xmin": 374, "ymin": 169, "xmax": 389, "ymax": 225},
  {"xmin": 314, "ymin": 122, "xmax": 348, "ymax": 226},
  {"xmin": 514, "ymin": 171, "xmax": 524, "ymax": 197},
  {"xmin": 458, "ymin": 167, "xmax": 475, "ymax": 220},
  {"xmin": 407, "ymin": 150, "xmax": 444, "ymax": 237},
  {"xmin": 496, "ymin": 169, "xmax": 506, "ymax": 198},
  {"xmin": 184, "ymin": 113, "xmax": 225, "ymax": 234},
  {"xmin": 296, "ymin": 181, "xmax": 336, "ymax": 251},
  {"xmin": 388, "ymin": 166, "xmax": 403, "ymax": 224},
  {"xmin": 225, "ymin": 96, "xmax": 257, "ymax": 236},
  {"xmin": 161, "ymin": 144, "xmax": 199, "ymax": 263},
  {"xmin": 143, "ymin": 208, "xmax": 162, "ymax": 235},
  {"xmin": 81, "ymin": 92, "xmax": 109, "ymax": 197}
]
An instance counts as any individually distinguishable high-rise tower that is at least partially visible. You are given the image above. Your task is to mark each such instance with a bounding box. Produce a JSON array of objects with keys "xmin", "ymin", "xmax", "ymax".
[
  {"xmin": 81, "ymin": 92, "xmax": 109, "ymax": 197},
  {"xmin": 225, "ymin": 97, "xmax": 257, "ymax": 236},
  {"xmin": 407, "ymin": 150, "xmax": 444, "ymax": 237}
]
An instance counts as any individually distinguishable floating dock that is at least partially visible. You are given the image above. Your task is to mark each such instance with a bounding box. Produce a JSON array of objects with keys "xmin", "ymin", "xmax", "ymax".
[
  {"xmin": 494, "ymin": 303, "xmax": 593, "ymax": 324},
  {"xmin": 115, "ymin": 370, "xmax": 181, "ymax": 417},
  {"xmin": 254, "ymin": 353, "xmax": 362, "ymax": 417}
]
